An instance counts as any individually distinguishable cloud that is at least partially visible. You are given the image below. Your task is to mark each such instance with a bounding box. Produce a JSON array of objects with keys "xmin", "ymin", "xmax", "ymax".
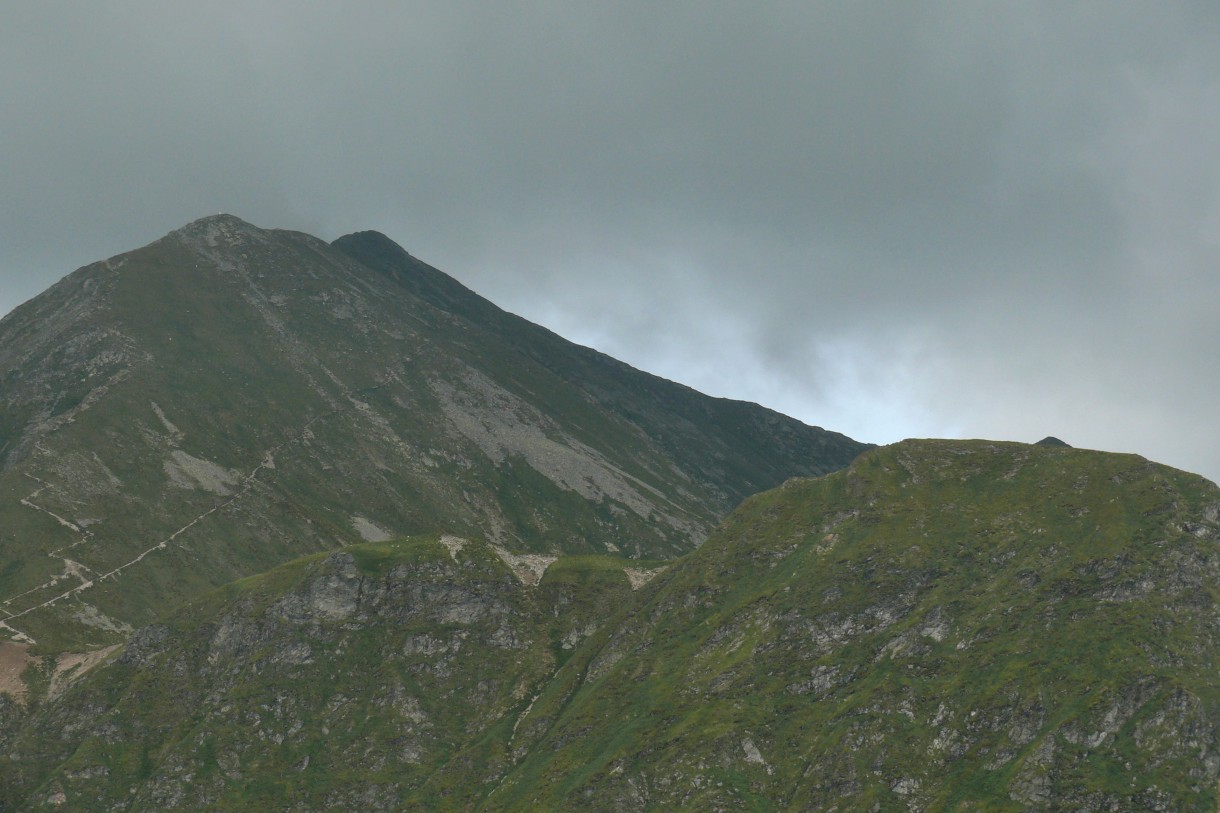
[{"xmin": 2, "ymin": 1, "xmax": 1218, "ymax": 482}]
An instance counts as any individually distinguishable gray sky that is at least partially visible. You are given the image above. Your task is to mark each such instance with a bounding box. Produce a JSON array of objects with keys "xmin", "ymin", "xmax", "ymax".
[{"xmin": 4, "ymin": 2, "xmax": 1219, "ymax": 483}]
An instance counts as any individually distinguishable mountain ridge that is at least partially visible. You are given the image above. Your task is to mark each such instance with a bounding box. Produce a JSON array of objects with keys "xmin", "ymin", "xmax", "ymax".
[
  {"xmin": 0, "ymin": 215, "xmax": 868, "ymax": 650},
  {"xmin": 6, "ymin": 216, "xmax": 1212, "ymax": 810}
]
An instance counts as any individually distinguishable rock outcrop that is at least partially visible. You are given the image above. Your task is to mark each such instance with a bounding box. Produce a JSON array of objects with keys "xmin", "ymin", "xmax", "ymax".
[{"xmin": 6, "ymin": 440, "xmax": 1220, "ymax": 811}]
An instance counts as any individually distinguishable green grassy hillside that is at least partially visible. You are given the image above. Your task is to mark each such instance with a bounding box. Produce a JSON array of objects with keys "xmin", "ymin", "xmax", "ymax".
[
  {"xmin": 5, "ymin": 440, "xmax": 1218, "ymax": 811},
  {"xmin": 0, "ymin": 535, "xmax": 655, "ymax": 811},
  {"xmin": 489, "ymin": 440, "xmax": 1220, "ymax": 811}
]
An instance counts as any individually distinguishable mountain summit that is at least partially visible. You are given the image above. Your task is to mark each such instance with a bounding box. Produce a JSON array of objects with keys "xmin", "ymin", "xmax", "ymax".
[{"xmin": 0, "ymin": 216, "xmax": 868, "ymax": 649}]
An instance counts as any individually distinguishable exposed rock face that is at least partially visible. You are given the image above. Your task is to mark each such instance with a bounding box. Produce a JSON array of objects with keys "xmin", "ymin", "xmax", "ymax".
[
  {"xmin": 484, "ymin": 441, "xmax": 1220, "ymax": 811},
  {"xmin": 0, "ymin": 536, "xmax": 641, "ymax": 811},
  {"xmin": 0, "ymin": 214, "xmax": 868, "ymax": 650},
  {"xmin": 5, "ymin": 441, "xmax": 1220, "ymax": 811}
]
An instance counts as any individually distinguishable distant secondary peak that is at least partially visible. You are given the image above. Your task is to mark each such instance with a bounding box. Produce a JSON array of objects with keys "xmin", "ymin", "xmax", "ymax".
[
  {"xmin": 331, "ymin": 229, "xmax": 491, "ymax": 320},
  {"xmin": 331, "ymin": 230, "xmax": 412, "ymax": 261},
  {"xmin": 1034, "ymin": 436, "xmax": 1071, "ymax": 447}
]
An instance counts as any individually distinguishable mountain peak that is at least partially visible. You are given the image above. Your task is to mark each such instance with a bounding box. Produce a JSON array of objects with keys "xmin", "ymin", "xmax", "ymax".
[
  {"xmin": 331, "ymin": 229, "xmax": 412, "ymax": 261},
  {"xmin": 0, "ymin": 216, "xmax": 869, "ymax": 650},
  {"xmin": 331, "ymin": 228, "xmax": 488, "ymax": 319},
  {"xmin": 169, "ymin": 213, "xmax": 266, "ymax": 251},
  {"xmin": 174, "ymin": 212, "xmax": 258, "ymax": 232}
]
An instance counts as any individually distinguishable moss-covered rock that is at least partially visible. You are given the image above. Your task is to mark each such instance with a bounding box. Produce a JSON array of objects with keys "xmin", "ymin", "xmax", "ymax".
[{"xmin": 489, "ymin": 440, "xmax": 1220, "ymax": 811}]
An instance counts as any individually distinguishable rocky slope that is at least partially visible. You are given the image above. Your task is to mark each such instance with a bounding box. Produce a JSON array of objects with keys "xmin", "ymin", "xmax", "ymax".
[
  {"xmin": 490, "ymin": 440, "xmax": 1220, "ymax": 811},
  {"xmin": 0, "ymin": 214, "xmax": 866, "ymax": 650},
  {"xmin": 4, "ymin": 439, "xmax": 1218, "ymax": 811},
  {"xmin": 0, "ymin": 536, "xmax": 652, "ymax": 811}
]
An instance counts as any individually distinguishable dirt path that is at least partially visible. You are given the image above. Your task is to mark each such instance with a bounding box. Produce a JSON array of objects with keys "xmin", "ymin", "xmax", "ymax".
[
  {"xmin": 1, "ymin": 419, "xmax": 312, "ymax": 633},
  {"xmin": 0, "ymin": 371, "xmax": 396, "ymax": 645}
]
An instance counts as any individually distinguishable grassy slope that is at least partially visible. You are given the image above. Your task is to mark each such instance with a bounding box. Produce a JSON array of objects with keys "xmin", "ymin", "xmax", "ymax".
[
  {"xmin": 0, "ymin": 217, "xmax": 867, "ymax": 651},
  {"xmin": 487, "ymin": 440, "xmax": 1220, "ymax": 811},
  {"xmin": 4, "ymin": 440, "xmax": 1218, "ymax": 811},
  {"xmin": 0, "ymin": 536, "xmax": 653, "ymax": 812}
]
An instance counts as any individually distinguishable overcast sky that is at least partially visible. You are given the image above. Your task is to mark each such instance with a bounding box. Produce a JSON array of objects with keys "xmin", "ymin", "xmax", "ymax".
[{"xmin": 3, "ymin": 2, "xmax": 1218, "ymax": 483}]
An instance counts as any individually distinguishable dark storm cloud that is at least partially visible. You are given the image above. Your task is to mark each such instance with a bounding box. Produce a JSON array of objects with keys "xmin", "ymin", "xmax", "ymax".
[{"xmin": 3, "ymin": 2, "xmax": 1218, "ymax": 481}]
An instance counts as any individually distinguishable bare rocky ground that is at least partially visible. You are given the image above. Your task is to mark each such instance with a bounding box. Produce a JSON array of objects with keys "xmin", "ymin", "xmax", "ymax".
[{"xmin": 0, "ymin": 641, "xmax": 32, "ymax": 704}]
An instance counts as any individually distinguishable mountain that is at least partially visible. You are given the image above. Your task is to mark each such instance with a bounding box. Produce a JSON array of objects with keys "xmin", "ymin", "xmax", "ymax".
[
  {"xmin": 490, "ymin": 440, "xmax": 1220, "ymax": 810},
  {"xmin": 0, "ymin": 536, "xmax": 647, "ymax": 810},
  {"xmin": 0, "ymin": 214, "xmax": 867, "ymax": 650},
  {"xmin": 7, "ymin": 215, "xmax": 1215, "ymax": 811},
  {"xmin": 3, "ymin": 439, "xmax": 1217, "ymax": 811}
]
